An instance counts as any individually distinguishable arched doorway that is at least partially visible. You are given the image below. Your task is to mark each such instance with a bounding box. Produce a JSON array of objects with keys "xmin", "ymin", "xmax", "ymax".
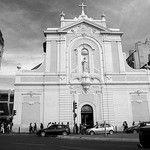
[{"xmin": 81, "ymin": 105, "xmax": 93, "ymax": 128}]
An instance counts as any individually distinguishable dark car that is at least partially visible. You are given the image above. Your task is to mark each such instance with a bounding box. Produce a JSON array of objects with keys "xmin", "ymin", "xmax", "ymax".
[
  {"xmin": 125, "ymin": 123, "xmax": 140, "ymax": 133},
  {"xmin": 138, "ymin": 126, "xmax": 150, "ymax": 148},
  {"xmin": 126, "ymin": 122, "xmax": 150, "ymax": 133},
  {"xmin": 36, "ymin": 124, "xmax": 70, "ymax": 137}
]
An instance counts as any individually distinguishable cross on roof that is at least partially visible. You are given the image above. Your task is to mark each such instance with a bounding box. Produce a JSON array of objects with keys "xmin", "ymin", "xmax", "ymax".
[{"xmin": 79, "ymin": 3, "xmax": 87, "ymax": 16}]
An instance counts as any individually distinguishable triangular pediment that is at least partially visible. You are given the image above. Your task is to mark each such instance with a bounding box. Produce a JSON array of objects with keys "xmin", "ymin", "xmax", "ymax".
[{"xmin": 58, "ymin": 19, "xmax": 110, "ymax": 32}]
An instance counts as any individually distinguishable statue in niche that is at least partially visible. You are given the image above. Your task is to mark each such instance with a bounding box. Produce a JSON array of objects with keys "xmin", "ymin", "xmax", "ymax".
[{"xmin": 82, "ymin": 57, "xmax": 88, "ymax": 73}]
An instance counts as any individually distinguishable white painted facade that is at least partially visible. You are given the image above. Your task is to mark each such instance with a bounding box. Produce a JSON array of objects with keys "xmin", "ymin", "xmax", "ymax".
[{"xmin": 13, "ymin": 5, "xmax": 150, "ymax": 132}]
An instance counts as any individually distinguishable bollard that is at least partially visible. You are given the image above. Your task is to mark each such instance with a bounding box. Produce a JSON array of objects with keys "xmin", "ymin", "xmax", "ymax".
[
  {"xmin": 115, "ymin": 126, "xmax": 117, "ymax": 133},
  {"xmin": 18, "ymin": 126, "xmax": 20, "ymax": 134},
  {"xmin": 104, "ymin": 121, "xmax": 107, "ymax": 137}
]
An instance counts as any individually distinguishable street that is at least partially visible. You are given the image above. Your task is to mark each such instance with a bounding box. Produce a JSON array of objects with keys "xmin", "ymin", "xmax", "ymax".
[{"xmin": 0, "ymin": 134, "xmax": 140, "ymax": 150}]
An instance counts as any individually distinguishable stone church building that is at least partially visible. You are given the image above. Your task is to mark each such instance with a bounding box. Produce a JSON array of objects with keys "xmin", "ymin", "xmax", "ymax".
[{"xmin": 13, "ymin": 4, "xmax": 150, "ymax": 132}]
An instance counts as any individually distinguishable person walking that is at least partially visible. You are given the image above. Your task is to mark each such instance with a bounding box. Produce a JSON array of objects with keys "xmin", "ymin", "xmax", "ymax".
[
  {"xmin": 1, "ymin": 122, "xmax": 5, "ymax": 134},
  {"xmin": 47, "ymin": 122, "xmax": 51, "ymax": 128},
  {"xmin": 122, "ymin": 121, "xmax": 128, "ymax": 133},
  {"xmin": 79, "ymin": 124, "xmax": 82, "ymax": 134},
  {"xmin": 132, "ymin": 121, "xmax": 135, "ymax": 126},
  {"xmin": 82, "ymin": 124, "xmax": 86, "ymax": 134},
  {"xmin": 29, "ymin": 123, "xmax": 33, "ymax": 134},
  {"xmin": 10, "ymin": 122, "xmax": 13, "ymax": 133},
  {"xmin": 40, "ymin": 123, "xmax": 44, "ymax": 130},
  {"xmin": 7, "ymin": 123, "xmax": 11, "ymax": 134},
  {"xmin": 33, "ymin": 123, "xmax": 37, "ymax": 133},
  {"xmin": 75, "ymin": 123, "xmax": 78, "ymax": 134},
  {"xmin": 67, "ymin": 122, "xmax": 69, "ymax": 128}
]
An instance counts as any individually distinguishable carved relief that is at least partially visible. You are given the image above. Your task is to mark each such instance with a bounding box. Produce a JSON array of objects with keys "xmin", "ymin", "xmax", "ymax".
[
  {"xmin": 71, "ymin": 28, "xmax": 77, "ymax": 35},
  {"xmin": 22, "ymin": 91, "xmax": 40, "ymax": 98},
  {"xmin": 69, "ymin": 23, "xmax": 100, "ymax": 37},
  {"xmin": 130, "ymin": 90, "xmax": 147, "ymax": 95},
  {"xmin": 81, "ymin": 24, "xmax": 86, "ymax": 31},
  {"xmin": 59, "ymin": 76, "xmax": 66, "ymax": 80}
]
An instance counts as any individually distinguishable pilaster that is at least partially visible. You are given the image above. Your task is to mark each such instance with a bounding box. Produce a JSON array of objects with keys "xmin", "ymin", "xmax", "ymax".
[
  {"xmin": 117, "ymin": 41, "xmax": 125, "ymax": 73},
  {"xmin": 103, "ymin": 41, "xmax": 113, "ymax": 73},
  {"xmin": 46, "ymin": 41, "xmax": 51, "ymax": 72}
]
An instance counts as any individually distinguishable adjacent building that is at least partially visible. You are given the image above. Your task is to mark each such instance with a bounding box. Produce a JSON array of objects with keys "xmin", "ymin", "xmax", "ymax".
[
  {"xmin": 0, "ymin": 30, "xmax": 15, "ymax": 121},
  {"xmin": 126, "ymin": 38, "xmax": 150, "ymax": 69},
  {"xmin": 13, "ymin": 4, "xmax": 150, "ymax": 132},
  {"xmin": 0, "ymin": 30, "xmax": 4, "ymax": 70}
]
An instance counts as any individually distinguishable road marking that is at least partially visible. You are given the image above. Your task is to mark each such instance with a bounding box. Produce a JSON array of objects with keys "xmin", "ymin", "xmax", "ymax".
[
  {"xmin": 13, "ymin": 143, "xmax": 46, "ymax": 147},
  {"xmin": 61, "ymin": 146, "xmax": 96, "ymax": 150}
]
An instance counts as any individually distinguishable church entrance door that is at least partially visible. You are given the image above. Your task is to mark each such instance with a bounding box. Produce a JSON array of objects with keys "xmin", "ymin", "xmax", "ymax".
[{"xmin": 81, "ymin": 105, "xmax": 93, "ymax": 128}]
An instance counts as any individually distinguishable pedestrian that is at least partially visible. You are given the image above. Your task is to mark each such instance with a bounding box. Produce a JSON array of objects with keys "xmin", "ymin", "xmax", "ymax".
[
  {"xmin": 79, "ymin": 123, "xmax": 86, "ymax": 134},
  {"xmin": 47, "ymin": 122, "xmax": 51, "ymax": 128},
  {"xmin": 7, "ymin": 123, "xmax": 11, "ymax": 134},
  {"xmin": 122, "ymin": 121, "xmax": 128, "ymax": 133},
  {"xmin": 10, "ymin": 122, "xmax": 13, "ymax": 133},
  {"xmin": 29, "ymin": 123, "xmax": 33, "ymax": 134},
  {"xmin": 0, "ymin": 121, "xmax": 1, "ymax": 132},
  {"xmin": 75, "ymin": 123, "xmax": 78, "ymax": 134},
  {"xmin": 40, "ymin": 123, "xmax": 44, "ymax": 130},
  {"xmin": 33, "ymin": 123, "xmax": 37, "ymax": 133},
  {"xmin": 132, "ymin": 121, "xmax": 135, "ymax": 126},
  {"xmin": 1, "ymin": 122, "xmax": 5, "ymax": 134},
  {"xmin": 82, "ymin": 124, "xmax": 86, "ymax": 134},
  {"xmin": 96, "ymin": 122, "xmax": 98, "ymax": 126},
  {"xmin": 4, "ymin": 122, "xmax": 7, "ymax": 133},
  {"xmin": 67, "ymin": 122, "xmax": 69, "ymax": 128},
  {"xmin": 79, "ymin": 124, "xmax": 82, "ymax": 134}
]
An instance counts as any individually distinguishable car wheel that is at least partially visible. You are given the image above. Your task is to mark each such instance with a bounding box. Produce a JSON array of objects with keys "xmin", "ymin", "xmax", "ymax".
[
  {"xmin": 62, "ymin": 131, "xmax": 67, "ymax": 136},
  {"xmin": 133, "ymin": 130, "xmax": 137, "ymax": 134},
  {"xmin": 40, "ymin": 132, "xmax": 46, "ymax": 137},
  {"xmin": 90, "ymin": 131, "xmax": 95, "ymax": 135},
  {"xmin": 109, "ymin": 130, "xmax": 114, "ymax": 135}
]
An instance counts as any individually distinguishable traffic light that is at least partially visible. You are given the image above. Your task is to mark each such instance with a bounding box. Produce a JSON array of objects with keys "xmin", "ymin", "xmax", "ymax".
[
  {"xmin": 73, "ymin": 101, "xmax": 77, "ymax": 111},
  {"xmin": 13, "ymin": 110, "xmax": 16, "ymax": 116},
  {"xmin": 74, "ymin": 113, "xmax": 77, "ymax": 118}
]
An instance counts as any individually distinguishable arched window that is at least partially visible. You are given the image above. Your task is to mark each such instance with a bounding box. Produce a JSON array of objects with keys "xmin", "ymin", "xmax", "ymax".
[{"xmin": 81, "ymin": 105, "xmax": 93, "ymax": 113}]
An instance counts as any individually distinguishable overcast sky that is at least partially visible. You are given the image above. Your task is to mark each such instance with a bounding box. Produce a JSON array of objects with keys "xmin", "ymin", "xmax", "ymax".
[{"xmin": 0, "ymin": 0, "xmax": 150, "ymax": 72}]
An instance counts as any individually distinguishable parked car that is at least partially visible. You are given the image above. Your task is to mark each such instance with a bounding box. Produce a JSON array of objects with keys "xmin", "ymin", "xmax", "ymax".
[
  {"xmin": 125, "ymin": 123, "xmax": 140, "ymax": 133},
  {"xmin": 86, "ymin": 123, "xmax": 115, "ymax": 135},
  {"xmin": 126, "ymin": 122, "xmax": 150, "ymax": 133},
  {"xmin": 138, "ymin": 126, "xmax": 150, "ymax": 148},
  {"xmin": 36, "ymin": 124, "xmax": 70, "ymax": 137}
]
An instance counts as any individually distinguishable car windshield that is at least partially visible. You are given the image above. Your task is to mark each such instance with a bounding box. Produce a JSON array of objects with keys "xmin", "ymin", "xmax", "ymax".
[
  {"xmin": 49, "ymin": 125, "xmax": 55, "ymax": 129},
  {"xmin": 57, "ymin": 125, "xmax": 64, "ymax": 129},
  {"xmin": 94, "ymin": 124, "xmax": 111, "ymax": 128}
]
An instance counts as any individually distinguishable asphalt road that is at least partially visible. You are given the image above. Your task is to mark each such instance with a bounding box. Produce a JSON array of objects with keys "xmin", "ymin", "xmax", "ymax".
[{"xmin": 0, "ymin": 134, "xmax": 140, "ymax": 150}]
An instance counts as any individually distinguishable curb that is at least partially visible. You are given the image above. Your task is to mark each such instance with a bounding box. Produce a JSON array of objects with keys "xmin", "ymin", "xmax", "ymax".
[{"xmin": 57, "ymin": 135, "xmax": 139, "ymax": 143}]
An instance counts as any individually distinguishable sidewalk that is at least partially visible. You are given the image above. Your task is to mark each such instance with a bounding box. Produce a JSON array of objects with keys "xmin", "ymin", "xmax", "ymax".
[{"xmin": 57, "ymin": 132, "xmax": 139, "ymax": 142}]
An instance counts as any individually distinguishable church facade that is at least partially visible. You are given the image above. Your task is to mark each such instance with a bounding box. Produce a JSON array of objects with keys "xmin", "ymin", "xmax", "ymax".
[{"xmin": 13, "ymin": 4, "xmax": 150, "ymax": 132}]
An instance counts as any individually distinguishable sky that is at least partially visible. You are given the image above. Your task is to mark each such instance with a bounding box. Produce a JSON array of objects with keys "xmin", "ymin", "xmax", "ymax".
[{"xmin": 0, "ymin": 0, "xmax": 150, "ymax": 72}]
